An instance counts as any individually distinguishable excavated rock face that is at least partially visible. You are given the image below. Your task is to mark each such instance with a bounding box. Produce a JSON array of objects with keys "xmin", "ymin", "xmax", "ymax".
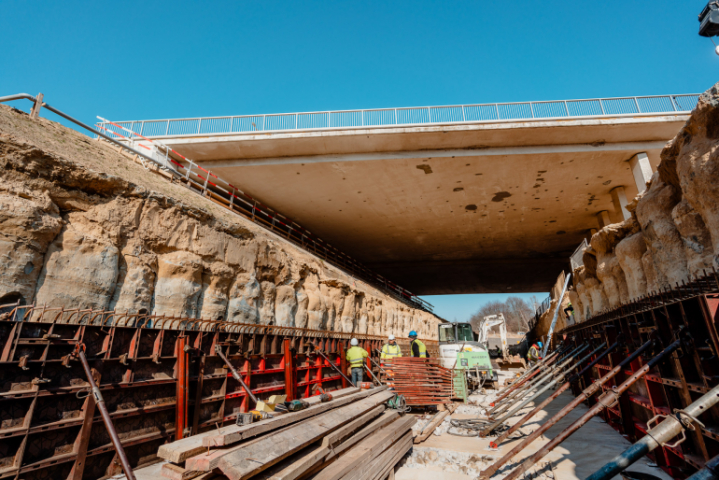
[
  {"xmin": 573, "ymin": 82, "xmax": 719, "ymax": 320},
  {"xmin": 0, "ymin": 105, "xmax": 440, "ymax": 339}
]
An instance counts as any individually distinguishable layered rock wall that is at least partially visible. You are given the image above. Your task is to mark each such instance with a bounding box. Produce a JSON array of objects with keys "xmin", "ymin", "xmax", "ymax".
[
  {"xmin": 572, "ymin": 84, "xmax": 719, "ymax": 320},
  {"xmin": 0, "ymin": 105, "xmax": 440, "ymax": 339}
]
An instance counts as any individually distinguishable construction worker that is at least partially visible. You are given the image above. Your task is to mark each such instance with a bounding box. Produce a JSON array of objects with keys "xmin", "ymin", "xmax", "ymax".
[
  {"xmin": 527, "ymin": 341, "xmax": 543, "ymax": 366},
  {"xmin": 380, "ymin": 335, "xmax": 402, "ymax": 364},
  {"xmin": 408, "ymin": 330, "xmax": 429, "ymax": 358},
  {"xmin": 346, "ymin": 338, "xmax": 368, "ymax": 386}
]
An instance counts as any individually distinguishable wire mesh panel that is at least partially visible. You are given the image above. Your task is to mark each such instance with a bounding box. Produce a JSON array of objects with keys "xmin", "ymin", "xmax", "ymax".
[
  {"xmin": 361, "ymin": 109, "xmax": 394, "ymax": 126},
  {"xmin": 532, "ymin": 101, "xmax": 569, "ymax": 118},
  {"xmin": 330, "ymin": 110, "xmax": 363, "ymax": 127},
  {"xmin": 298, "ymin": 112, "xmax": 329, "ymax": 129},
  {"xmin": 674, "ymin": 94, "xmax": 700, "ymax": 111},
  {"xmin": 463, "ymin": 104, "xmax": 499, "ymax": 121},
  {"xmin": 265, "ymin": 114, "xmax": 297, "ymax": 131},
  {"xmin": 199, "ymin": 117, "xmax": 232, "ymax": 134},
  {"xmin": 140, "ymin": 121, "xmax": 169, "ymax": 137},
  {"xmin": 567, "ymin": 99, "xmax": 602, "ymax": 116},
  {"xmin": 397, "ymin": 107, "xmax": 430, "ymax": 125},
  {"xmin": 498, "ymin": 103, "xmax": 532, "ymax": 120},
  {"xmin": 602, "ymin": 98, "xmax": 639, "ymax": 115},
  {"xmin": 636, "ymin": 96, "xmax": 675, "ymax": 113},
  {"xmin": 168, "ymin": 119, "xmax": 201, "ymax": 135},
  {"xmin": 232, "ymin": 116, "xmax": 265, "ymax": 132},
  {"xmin": 430, "ymin": 106, "xmax": 464, "ymax": 123}
]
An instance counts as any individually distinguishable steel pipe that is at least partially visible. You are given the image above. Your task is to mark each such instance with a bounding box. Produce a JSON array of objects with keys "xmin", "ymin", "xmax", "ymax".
[
  {"xmin": 215, "ymin": 345, "xmax": 258, "ymax": 403},
  {"xmin": 489, "ymin": 343, "xmax": 586, "ymax": 415},
  {"xmin": 480, "ymin": 342, "xmax": 602, "ymax": 436},
  {"xmin": 488, "ymin": 343, "xmax": 590, "ymax": 420},
  {"xmin": 490, "ymin": 340, "xmax": 619, "ymax": 448},
  {"xmin": 492, "ymin": 346, "xmax": 566, "ymax": 402},
  {"xmin": 480, "ymin": 338, "xmax": 655, "ymax": 479},
  {"xmin": 76, "ymin": 348, "xmax": 137, "ymax": 480},
  {"xmin": 500, "ymin": 338, "xmax": 682, "ymax": 480},
  {"xmin": 586, "ymin": 382, "xmax": 719, "ymax": 480}
]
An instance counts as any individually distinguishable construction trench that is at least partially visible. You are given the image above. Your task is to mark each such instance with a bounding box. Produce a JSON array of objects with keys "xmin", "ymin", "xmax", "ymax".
[{"xmin": 1, "ymin": 83, "xmax": 719, "ymax": 480}]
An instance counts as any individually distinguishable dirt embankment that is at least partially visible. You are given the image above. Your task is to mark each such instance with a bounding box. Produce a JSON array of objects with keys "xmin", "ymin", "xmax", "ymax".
[
  {"xmin": 0, "ymin": 105, "xmax": 440, "ymax": 338},
  {"xmin": 569, "ymin": 83, "xmax": 719, "ymax": 322}
]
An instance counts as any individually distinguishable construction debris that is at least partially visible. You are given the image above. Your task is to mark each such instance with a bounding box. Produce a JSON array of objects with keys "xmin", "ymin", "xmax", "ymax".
[{"xmin": 158, "ymin": 387, "xmax": 414, "ymax": 480}]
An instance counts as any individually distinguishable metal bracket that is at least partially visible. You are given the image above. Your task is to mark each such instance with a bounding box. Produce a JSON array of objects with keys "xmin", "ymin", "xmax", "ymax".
[{"xmin": 597, "ymin": 387, "xmax": 621, "ymax": 409}]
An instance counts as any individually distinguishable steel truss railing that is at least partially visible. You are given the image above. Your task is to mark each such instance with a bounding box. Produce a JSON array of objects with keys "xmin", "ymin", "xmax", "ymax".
[{"xmin": 100, "ymin": 94, "xmax": 699, "ymax": 138}]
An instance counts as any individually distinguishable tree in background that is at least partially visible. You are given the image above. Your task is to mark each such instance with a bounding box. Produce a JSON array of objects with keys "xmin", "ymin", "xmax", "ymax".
[{"xmin": 469, "ymin": 296, "xmax": 537, "ymax": 333}]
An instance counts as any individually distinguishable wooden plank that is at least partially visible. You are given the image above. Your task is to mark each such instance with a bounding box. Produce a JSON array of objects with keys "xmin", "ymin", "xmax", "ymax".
[
  {"xmin": 204, "ymin": 387, "xmax": 386, "ymax": 448},
  {"xmin": 305, "ymin": 387, "xmax": 359, "ymax": 406},
  {"xmin": 158, "ymin": 387, "xmax": 384, "ymax": 463},
  {"xmin": 312, "ymin": 416, "xmax": 416, "ymax": 480},
  {"xmin": 327, "ymin": 410, "xmax": 401, "ymax": 459},
  {"xmin": 413, "ymin": 410, "xmax": 448, "ymax": 444},
  {"xmin": 161, "ymin": 462, "xmax": 203, "ymax": 480},
  {"xmin": 342, "ymin": 433, "xmax": 412, "ymax": 480},
  {"xmin": 185, "ymin": 422, "xmax": 297, "ymax": 473},
  {"xmin": 217, "ymin": 391, "xmax": 395, "ymax": 480},
  {"xmin": 265, "ymin": 405, "xmax": 386, "ymax": 480}
]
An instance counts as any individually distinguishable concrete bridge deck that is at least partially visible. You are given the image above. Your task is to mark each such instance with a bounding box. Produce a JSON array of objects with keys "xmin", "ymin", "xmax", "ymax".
[{"xmin": 104, "ymin": 95, "xmax": 697, "ymax": 294}]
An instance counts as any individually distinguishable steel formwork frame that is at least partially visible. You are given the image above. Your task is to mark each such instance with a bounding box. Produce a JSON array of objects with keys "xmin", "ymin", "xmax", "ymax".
[
  {"xmin": 0, "ymin": 304, "xmax": 436, "ymax": 480},
  {"xmin": 556, "ymin": 272, "xmax": 719, "ymax": 479}
]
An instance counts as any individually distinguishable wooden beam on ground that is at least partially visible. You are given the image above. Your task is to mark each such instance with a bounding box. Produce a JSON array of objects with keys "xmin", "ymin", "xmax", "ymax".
[
  {"xmin": 265, "ymin": 405, "xmax": 386, "ymax": 480},
  {"xmin": 305, "ymin": 387, "xmax": 359, "ymax": 406},
  {"xmin": 204, "ymin": 387, "xmax": 386, "ymax": 448},
  {"xmin": 161, "ymin": 462, "xmax": 202, "ymax": 480},
  {"xmin": 327, "ymin": 410, "xmax": 401, "ymax": 460},
  {"xmin": 158, "ymin": 387, "xmax": 384, "ymax": 463},
  {"xmin": 413, "ymin": 410, "xmax": 448, "ymax": 444},
  {"xmin": 312, "ymin": 416, "xmax": 416, "ymax": 480},
  {"xmin": 342, "ymin": 431, "xmax": 413, "ymax": 480},
  {"xmin": 217, "ymin": 391, "xmax": 395, "ymax": 480}
]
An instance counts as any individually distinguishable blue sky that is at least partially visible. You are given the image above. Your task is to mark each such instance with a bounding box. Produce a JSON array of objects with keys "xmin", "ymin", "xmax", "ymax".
[{"xmin": 2, "ymin": 1, "xmax": 716, "ymax": 322}]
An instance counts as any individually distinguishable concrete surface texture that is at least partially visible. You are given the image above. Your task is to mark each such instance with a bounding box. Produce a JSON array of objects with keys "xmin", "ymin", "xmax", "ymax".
[
  {"xmin": 397, "ymin": 370, "xmax": 674, "ymax": 480},
  {"xmin": 569, "ymin": 83, "xmax": 719, "ymax": 322},
  {"xmin": 157, "ymin": 114, "xmax": 688, "ymax": 294},
  {"xmin": 0, "ymin": 105, "xmax": 441, "ymax": 337}
]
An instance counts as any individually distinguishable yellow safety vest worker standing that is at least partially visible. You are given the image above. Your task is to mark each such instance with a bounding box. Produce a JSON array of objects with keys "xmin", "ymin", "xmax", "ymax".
[
  {"xmin": 346, "ymin": 338, "xmax": 369, "ymax": 386},
  {"xmin": 381, "ymin": 343, "xmax": 402, "ymax": 360},
  {"xmin": 409, "ymin": 330, "xmax": 428, "ymax": 358}
]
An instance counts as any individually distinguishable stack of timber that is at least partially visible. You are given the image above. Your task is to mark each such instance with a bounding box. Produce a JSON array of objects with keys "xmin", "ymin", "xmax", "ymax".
[
  {"xmin": 382, "ymin": 357, "xmax": 454, "ymax": 406},
  {"xmin": 157, "ymin": 386, "xmax": 414, "ymax": 480}
]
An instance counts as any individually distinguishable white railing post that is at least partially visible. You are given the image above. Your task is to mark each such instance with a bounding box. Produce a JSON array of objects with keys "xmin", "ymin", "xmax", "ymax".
[
  {"xmin": 394, "ymin": 108, "xmax": 397, "ymax": 125},
  {"xmin": 564, "ymin": 101, "xmax": 569, "ymax": 116},
  {"xmin": 262, "ymin": 115, "xmax": 266, "ymax": 131},
  {"xmin": 599, "ymin": 99, "xmax": 605, "ymax": 115},
  {"xmin": 165, "ymin": 120, "xmax": 170, "ymax": 135},
  {"xmin": 530, "ymin": 103, "xmax": 534, "ymax": 118},
  {"xmin": 495, "ymin": 104, "xmax": 500, "ymax": 119},
  {"xmin": 633, "ymin": 97, "xmax": 641, "ymax": 114},
  {"xmin": 461, "ymin": 105, "xmax": 465, "ymax": 122},
  {"xmin": 197, "ymin": 119, "xmax": 202, "ymax": 134},
  {"xmin": 669, "ymin": 96, "xmax": 678, "ymax": 112},
  {"xmin": 140, "ymin": 121, "xmax": 145, "ymax": 135}
]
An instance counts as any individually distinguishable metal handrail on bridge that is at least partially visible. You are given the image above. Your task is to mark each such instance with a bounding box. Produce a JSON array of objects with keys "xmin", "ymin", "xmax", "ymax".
[{"xmin": 100, "ymin": 93, "xmax": 699, "ymax": 138}]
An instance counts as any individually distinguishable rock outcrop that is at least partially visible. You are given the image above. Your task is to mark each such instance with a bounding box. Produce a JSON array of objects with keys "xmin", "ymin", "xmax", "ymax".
[
  {"xmin": 573, "ymin": 83, "xmax": 719, "ymax": 320},
  {"xmin": 0, "ymin": 105, "xmax": 440, "ymax": 339}
]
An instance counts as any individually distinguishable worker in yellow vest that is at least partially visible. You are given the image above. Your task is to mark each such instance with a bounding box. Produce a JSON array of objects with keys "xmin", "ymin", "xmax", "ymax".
[
  {"xmin": 380, "ymin": 335, "xmax": 402, "ymax": 365},
  {"xmin": 409, "ymin": 330, "xmax": 428, "ymax": 358},
  {"xmin": 346, "ymin": 338, "xmax": 368, "ymax": 386}
]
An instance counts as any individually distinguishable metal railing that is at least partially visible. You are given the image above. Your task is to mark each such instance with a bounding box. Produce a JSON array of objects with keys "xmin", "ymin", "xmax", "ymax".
[{"xmin": 100, "ymin": 94, "xmax": 700, "ymax": 139}]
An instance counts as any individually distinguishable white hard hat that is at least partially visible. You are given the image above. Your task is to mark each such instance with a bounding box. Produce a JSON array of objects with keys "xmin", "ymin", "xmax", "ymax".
[
  {"xmin": 350, "ymin": 338, "xmax": 359, "ymax": 346},
  {"xmin": 388, "ymin": 335, "xmax": 396, "ymax": 341}
]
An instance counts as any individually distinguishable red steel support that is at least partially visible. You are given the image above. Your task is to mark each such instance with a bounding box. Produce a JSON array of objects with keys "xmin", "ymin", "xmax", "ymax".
[
  {"xmin": 175, "ymin": 335, "xmax": 188, "ymax": 440},
  {"xmin": 283, "ymin": 338, "xmax": 295, "ymax": 401},
  {"xmin": 340, "ymin": 341, "xmax": 349, "ymax": 388}
]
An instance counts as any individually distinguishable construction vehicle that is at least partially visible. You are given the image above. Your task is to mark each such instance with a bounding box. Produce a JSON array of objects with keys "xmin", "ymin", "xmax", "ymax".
[{"xmin": 437, "ymin": 321, "xmax": 498, "ymax": 387}]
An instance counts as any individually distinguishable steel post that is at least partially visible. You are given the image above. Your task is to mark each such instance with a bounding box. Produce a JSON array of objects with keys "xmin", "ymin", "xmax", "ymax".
[
  {"xmin": 586, "ymin": 382, "xmax": 719, "ymax": 480},
  {"xmin": 490, "ymin": 341, "xmax": 618, "ymax": 448},
  {"xmin": 489, "ymin": 343, "xmax": 585, "ymax": 415},
  {"xmin": 542, "ymin": 273, "xmax": 572, "ymax": 357},
  {"xmin": 492, "ymin": 347, "xmax": 565, "ymax": 402},
  {"xmin": 500, "ymin": 338, "xmax": 682, "ymax": 480},
  {"xmin": 215, "ymin": 344, "xmax": 258, "ymax": 404},
  {"xmin": 314, "ymin": 346, "xmax": 355, "ymax": 387},
  {"xmin": 76, "ymin": 348, "xmax": 137, "ymax": 480},
  {"xmin": 175, "ymin": 336, "xmax": 188, "ymax": 440},
  {"xmin": 480, "ymin": 342, "xmax": 601, "ymax": 436},
  {"xmin": 480, "ymin": 339, "xmax": 655, "ymax": 479},
  {"xmin": 488, "ymin": 343, "xmax": 590, "ymax": 419}
]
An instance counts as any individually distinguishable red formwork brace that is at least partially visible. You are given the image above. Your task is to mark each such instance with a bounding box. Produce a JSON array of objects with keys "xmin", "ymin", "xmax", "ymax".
[{"xmin": 175, "ymin": 335, "xmax": 189, "ymax": 440}]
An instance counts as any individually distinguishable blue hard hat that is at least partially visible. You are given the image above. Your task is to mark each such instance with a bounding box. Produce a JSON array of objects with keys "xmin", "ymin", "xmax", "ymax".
[
  {"xmin": 409, "ymin": 330, "xmax": 418, "ymax": 337},
  {"xmin": 537, "ymin": 342, "xmax": 544, "ymax": 348}
]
